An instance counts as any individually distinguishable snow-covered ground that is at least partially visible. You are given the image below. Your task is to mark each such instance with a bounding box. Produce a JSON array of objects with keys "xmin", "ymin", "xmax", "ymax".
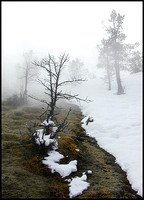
[{"xmin": 71, "ymin": 70, "xmax": 142, "ymax": 196}]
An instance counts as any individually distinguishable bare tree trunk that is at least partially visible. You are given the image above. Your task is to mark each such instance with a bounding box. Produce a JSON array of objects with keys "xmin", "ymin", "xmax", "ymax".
[
  {"xmin": 47, "ymin": 103, "xmax": 55, "ymax": 121},
  {"xmin": 106, "ymin": 57, "xmax": 111, "ymax": 91},
  {"xmin": 24, "ymin": 65, "xmax": 28, "ymax": 103},
  {"xmin": 114, "ymin": 61, "xmax": 124, "ymax": 95},
  {"xmin": 114, "ymin": 35, "xmax": 124, "ymax": 95}
]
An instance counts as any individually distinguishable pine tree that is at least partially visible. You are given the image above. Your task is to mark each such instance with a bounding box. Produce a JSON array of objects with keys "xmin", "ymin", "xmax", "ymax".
[
  {"xmin": 97, "ymin": 38, "xmax": 114, "ymax": 91},
  {"xmin": 105, "ymin": 10, "xmax": 126, "ymax": 94}
]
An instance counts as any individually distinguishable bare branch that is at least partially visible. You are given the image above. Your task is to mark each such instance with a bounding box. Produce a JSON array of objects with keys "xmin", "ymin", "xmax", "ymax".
[
  {"xmin": 37, "ymin": 79, "xmax": 53, "ymax": 93},
  {"xmin": 58, "ymin": 53, "xmax": 69, "ymax": 71},
  {"xmin": 57, "ymin": 92, "xmax": 91, "ymax": 103},
  {"xmin": 58, "ymin": 78, "xmax": 86, "ymax": 86},
  {"xmin": 50, "ymin": 107, "xmax": 71, "ymax": 139},
  {"xmin": 32, "ymin": 53, "xmax": 90, "ymax": 123},
  {"xmin": 39, "ymin": 105, "xmax": 50, "ymax": 123},
  {"xmin": 32, "ymin": 60, "xmax": 57, "ymax": 80},
  {"xmin": 28, "ymin": 94, "xmax": 50, "ymax": 106}
]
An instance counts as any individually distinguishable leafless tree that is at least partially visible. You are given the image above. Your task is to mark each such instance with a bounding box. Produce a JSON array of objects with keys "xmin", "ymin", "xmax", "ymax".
[
  {"xmin": 18, "ymin": 50, "xmax": 39, "ymax": 103},
  {"xmin": 29, "ymin": 52, "xmax": 90, "ymax": 139}
]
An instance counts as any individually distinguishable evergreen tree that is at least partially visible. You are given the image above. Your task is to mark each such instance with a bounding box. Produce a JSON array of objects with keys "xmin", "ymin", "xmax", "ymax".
[
  {"xmin": 97, "ymin": 38, "xmax": 114, "ymax": 91},
  {"xmin": 105, "ymin": 10, "xmax": 126, "ymax": 94},
  {"xmin": 128, "ymin": 50, "xmax": 142, "ymax": 73}
]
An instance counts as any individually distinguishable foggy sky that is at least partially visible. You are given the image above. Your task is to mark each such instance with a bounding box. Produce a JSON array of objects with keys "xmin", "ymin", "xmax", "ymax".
[{"xmin": 2, "ymin": 1, "xmax": 142, "ymax": 99}]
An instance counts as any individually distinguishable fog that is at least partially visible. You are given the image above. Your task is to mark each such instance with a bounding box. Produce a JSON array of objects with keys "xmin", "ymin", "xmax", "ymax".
[{"xmin": 2, "ymin": 2, "xmax": 142, "ymax": 102}]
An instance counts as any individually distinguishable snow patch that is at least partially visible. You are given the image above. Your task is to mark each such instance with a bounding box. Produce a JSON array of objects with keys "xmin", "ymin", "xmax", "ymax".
[
  {"xmin": 68, "ymin": 172, "xmax": 90, "ymax": 198},
  {"xmin": 42, "ymin": 151, "xmax": 77, "ymax": 178}
]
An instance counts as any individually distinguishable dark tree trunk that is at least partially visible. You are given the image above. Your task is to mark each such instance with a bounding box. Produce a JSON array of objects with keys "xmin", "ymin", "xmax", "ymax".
[
  {"xmin": 106, "ymin": 57, "xmax": 111, "ymax": 91},
  {"xmin": 114, "ymin": 40, "xmax": 124, "ymax": 95},
  {"xmin": 24, "ymin": 65, "xmax": 28, "ymax": 103},
  {"xmin": 115, "ymin": 63, "xmax": 124, "ymax": 95}
]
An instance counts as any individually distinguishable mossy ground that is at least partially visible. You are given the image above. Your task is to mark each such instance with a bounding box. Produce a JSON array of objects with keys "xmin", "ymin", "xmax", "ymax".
[{"xmin": 2, "ymin": 104, "xmax": 142, "ymax": 199}]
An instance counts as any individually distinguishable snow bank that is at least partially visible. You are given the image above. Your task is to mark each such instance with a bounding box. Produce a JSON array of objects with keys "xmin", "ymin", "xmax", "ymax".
[{"xmin": 71, "ymin": 71, "xmax": 142, "ymax": 196}]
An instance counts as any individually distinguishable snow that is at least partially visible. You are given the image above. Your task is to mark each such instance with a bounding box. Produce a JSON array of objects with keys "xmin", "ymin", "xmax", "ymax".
[
  {"xmin": 41, "ymin": 119, "xmax": 55, "ymax": 126},
  {"xmin": 68, "ymin": 172, "xmax": 90, "ymax": 198},
  {"xmin": 42, "ymin": 150, "xmax": 91, "ymax": 197},
  {"xmin": 34, "ymin": 129, "xmax": 57, "ymax": 148},
  {"xmin": 34, "ymin": 120, "xmax": 91, "ymax": 197},
  {"xmin": 42, "ymin": 150, "xmax": 77, "ymax": 178},
  {"xmin": 87, "ymin": 170, "xmax": 92, "ymax": 174},
  {"xmin": 75, "ymin": 149, "xmax": 80, "ymax": 152},
  {"xmin": 72, "ymin": 70, "xmax": 142, "ymax": 197}
]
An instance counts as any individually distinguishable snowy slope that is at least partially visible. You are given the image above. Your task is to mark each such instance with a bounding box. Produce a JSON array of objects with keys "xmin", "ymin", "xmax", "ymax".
[{"xmin": 71, "ymin": 70, "xmax": 142, "ymax": 196}]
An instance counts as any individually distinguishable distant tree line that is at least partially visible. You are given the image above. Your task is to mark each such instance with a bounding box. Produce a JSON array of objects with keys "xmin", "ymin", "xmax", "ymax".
[{"xmin": 3, "ymin": 93, "xmax": 25, "ymax": 107}]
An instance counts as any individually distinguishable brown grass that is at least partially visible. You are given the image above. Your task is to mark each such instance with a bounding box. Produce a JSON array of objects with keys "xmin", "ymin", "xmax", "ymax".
[
  {"xmin": 2, "ymin": 105, "xmax": 70, "ymax": 198},
  {"xmin": 58, "ymin": 135, "xmax": 80, "ymax": 157},
  {"xmin": 80, "ymin": 190, "xmax": 112, "ymax": 199}
]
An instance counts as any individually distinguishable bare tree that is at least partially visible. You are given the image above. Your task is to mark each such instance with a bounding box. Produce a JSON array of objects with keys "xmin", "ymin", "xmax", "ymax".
[
  {"xmin": 18, "ymin": 50, "xmax": 39, "ymax": 103},
  {"xmin": 30, "ymin": 52, "xmax": 90, "ymax": 139}
]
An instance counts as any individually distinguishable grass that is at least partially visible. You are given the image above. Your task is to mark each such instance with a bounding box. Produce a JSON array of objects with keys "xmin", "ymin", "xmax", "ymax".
[
  {"xmin": 2, "ymin": 104, "xmax": 91, "ymax": 199},
  {"xmin": 79, "ymin": 190, "xmax": 112, "ymax": 199},
  {"xmin": 2, "ymin": 104, "xmax": 128, "ymax": 199},
  {"xmin": 2, "ymin": 105, "xmax": 70, "ymax": 198}
]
